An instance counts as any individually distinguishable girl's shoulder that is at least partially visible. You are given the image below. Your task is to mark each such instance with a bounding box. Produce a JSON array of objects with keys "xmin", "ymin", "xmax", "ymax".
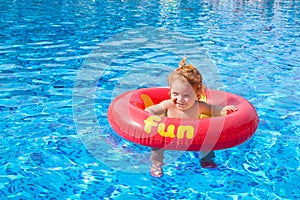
[
  {"xmin": 159, "ymin": 99, "xmax": 173, "ymax": 109},
  {"xmin": 196, "ymin": 100, "xmax": 208, "ymax": 107},
  {"xmin": 196, "ymin": 100, "xmax": 211, "ymax": 112}
]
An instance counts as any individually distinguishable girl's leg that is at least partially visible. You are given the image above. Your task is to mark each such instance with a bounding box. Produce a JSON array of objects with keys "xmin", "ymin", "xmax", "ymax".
[
  {"xmin": 200, "ymin": 151, "xmax": 215, "ymax": 160},
  {"xmin": 150, "ymin": 148, "xmax": 164, "ymax": 177},
  {"xmin": 200, "ymin": 151, "xmax": 217, "ymax": 168}
]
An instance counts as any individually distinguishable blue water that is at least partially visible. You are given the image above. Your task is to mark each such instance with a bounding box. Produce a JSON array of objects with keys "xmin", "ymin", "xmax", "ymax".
[{"xmin": 1, "ymin": 0, "xmax": 299, "ymax": 199}]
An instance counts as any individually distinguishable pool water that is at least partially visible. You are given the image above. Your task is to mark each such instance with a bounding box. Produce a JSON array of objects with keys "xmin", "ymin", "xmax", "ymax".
[{"xmin": 1, "ymin": 0, "xmax": 299, "ymax": 199}]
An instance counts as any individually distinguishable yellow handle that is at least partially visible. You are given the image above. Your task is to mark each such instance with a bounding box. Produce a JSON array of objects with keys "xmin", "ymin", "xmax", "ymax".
[{"xmin": 141, "ymin": 94, "xmax": 155, "ymax": 108}]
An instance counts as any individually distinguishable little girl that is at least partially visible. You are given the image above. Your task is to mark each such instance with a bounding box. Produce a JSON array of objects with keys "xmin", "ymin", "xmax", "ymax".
[{"xmin": 145, "ymin": 57, "xmax": 237, "ymax": 177}]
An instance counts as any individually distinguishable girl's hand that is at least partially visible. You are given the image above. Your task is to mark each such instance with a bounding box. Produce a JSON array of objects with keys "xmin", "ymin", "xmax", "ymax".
[{"xmin": 220, "ymin": 105, "xmax": 238, "ymax": 116}]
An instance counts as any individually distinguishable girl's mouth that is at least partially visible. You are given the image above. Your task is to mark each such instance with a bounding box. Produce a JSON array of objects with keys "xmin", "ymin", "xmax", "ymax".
[
  {"xmin": 172, "ymin": 98, "xmax": 177, "ymax": 105},
  {"xmin": 173, "ymin": 99, "xmax": 184, "ymax": 108}
]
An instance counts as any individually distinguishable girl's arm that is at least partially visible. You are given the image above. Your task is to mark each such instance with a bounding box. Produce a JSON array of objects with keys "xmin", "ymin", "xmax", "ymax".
[
  {"xmin": 145, "ymin": 100, "xmax": 172, "ymax": 115},
  {"xmin": 199, "ymin": 102, "xmax": 237, "ymax": 116},
  {"xmin": 219, "ymin": 105, "xmax": 238, "ymax": 116}
]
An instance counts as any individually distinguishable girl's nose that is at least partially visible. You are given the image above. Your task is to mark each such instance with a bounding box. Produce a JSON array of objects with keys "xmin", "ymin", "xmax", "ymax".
[{"xmin": 177, "ymin": 95, "xmax": 183, "ymax": 101}]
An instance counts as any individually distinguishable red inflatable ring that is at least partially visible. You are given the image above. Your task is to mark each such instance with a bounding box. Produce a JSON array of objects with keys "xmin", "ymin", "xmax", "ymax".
[{"xmin": 107, "ymin": 87, "xmax": 259, "ymax": 151}]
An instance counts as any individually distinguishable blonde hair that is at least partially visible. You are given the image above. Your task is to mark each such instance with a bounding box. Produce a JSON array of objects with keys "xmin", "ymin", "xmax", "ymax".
[{"xmin": 168, "ymin": 57, "xmax": 205, "ymax": 99}]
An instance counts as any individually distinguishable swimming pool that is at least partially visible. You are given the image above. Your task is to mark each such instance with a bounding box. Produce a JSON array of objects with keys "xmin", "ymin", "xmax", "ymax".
[{"xmin": 1, "ymin": 0, "xmax": 299, "ymax": 199}]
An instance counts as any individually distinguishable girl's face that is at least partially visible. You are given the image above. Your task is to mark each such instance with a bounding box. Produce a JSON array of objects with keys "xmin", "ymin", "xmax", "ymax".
[{"xmin": 170, "ymin": 80, "xmax": 197, "ymax": 111}]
